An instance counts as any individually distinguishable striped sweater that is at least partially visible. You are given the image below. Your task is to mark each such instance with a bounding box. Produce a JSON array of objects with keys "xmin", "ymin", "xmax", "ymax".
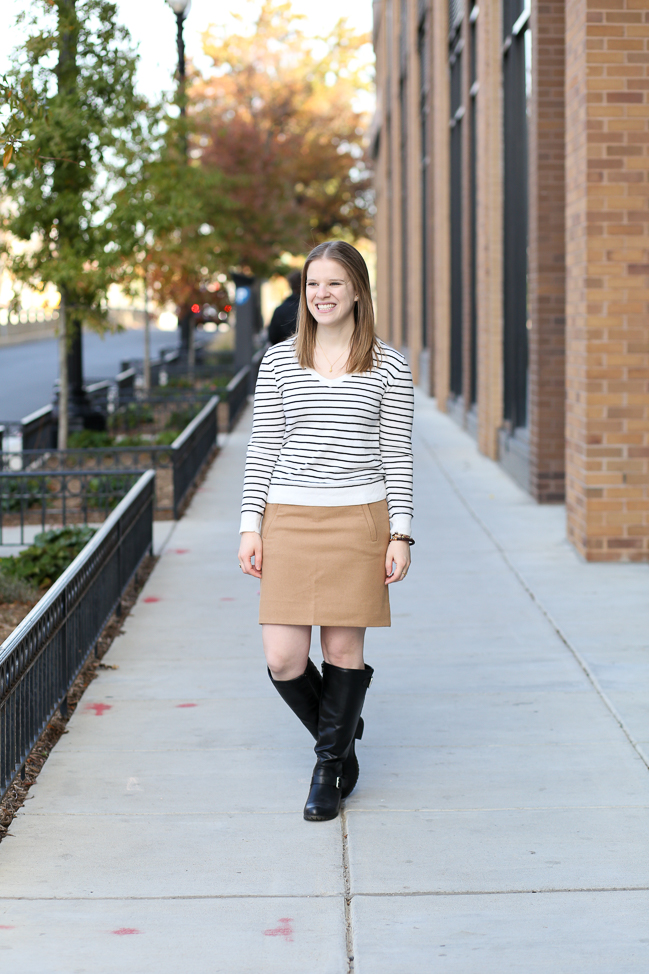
[{"xmin": 240, "ymin": 338, "xmax": 414, "ymax": 535}]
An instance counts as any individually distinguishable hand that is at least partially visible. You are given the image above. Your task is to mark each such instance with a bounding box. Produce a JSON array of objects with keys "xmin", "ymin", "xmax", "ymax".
[
  {"xmin": 238, "ymin": 531, "xmax": 262, "ymax": 578},
  {"xmin": 385, "ymin": 539, "xmax": 411, "ymax": 585}
]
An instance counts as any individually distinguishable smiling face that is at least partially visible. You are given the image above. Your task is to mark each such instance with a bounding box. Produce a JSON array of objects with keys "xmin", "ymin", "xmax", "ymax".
[{"xmin": 305, "ymin": 258, "xmax": 358, "ymax": 330}]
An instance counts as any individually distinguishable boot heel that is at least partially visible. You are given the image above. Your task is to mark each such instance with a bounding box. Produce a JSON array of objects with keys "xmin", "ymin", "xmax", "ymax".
[{"xmin": 355, "ymin": 717, "xmax": 364, "ymax": 741}]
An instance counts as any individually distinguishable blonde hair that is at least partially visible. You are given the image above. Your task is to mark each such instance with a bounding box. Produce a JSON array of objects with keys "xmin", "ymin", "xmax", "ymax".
[{"xmin": 294, "ymin": 241, "xmax": 380, "ymax": 374}]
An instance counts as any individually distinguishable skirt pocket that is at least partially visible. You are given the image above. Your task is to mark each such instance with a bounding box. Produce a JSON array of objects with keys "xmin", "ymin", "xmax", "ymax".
[{"xmin": 361, "ymin": 503, "xmax": 378, "ymax": 542}]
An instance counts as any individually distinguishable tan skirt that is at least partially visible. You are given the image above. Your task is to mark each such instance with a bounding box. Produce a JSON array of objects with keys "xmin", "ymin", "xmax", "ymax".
[{"xmin": 259, "ymin": 500, "xmax": 391, "ymax": 627}]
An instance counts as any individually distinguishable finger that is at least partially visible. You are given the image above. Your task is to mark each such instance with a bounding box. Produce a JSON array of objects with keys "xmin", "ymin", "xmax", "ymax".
[{"xmin": 254, "ymin": 541, "xmax": 263, "ymax": 573}]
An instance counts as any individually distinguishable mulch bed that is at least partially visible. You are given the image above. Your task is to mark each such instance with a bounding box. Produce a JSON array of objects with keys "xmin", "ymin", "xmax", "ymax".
[{"xmin": 0, "ymin": 553, "xmax": 157, "ymax": 844}]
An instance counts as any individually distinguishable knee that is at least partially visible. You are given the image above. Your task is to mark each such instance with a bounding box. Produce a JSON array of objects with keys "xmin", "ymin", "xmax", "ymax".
[{"xmin": 266, "ymin": 650, "xmax": 298, "ymax": 681}]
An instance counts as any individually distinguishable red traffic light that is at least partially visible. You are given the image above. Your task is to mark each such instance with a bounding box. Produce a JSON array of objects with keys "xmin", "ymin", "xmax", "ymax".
[
  {"xmin": 224, "ymin": 305, "xmax": 232, "ymax": 313},
  {"xmin": 191, "ymin": 304, "xmax": 200, "ymax": 313}
]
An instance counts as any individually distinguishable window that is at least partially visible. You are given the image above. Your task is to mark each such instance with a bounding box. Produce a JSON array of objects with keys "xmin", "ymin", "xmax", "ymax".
[
  {"xmin": 449, "ymin": 11, "xmax": 464, "ymax": 398},
  {"xmin": 469, "ymin": 2, "xmax": 479, "ymax": 405},
  {"xmin": 502, "ymin": 0, "xmax": 531, "ymax": 430},
  {"xmin": 418, "ymin": 7, "xmax": 430, "ymax": 349}
]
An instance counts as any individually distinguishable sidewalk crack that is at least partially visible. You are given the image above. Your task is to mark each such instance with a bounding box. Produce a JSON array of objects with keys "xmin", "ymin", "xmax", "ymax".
[
  {"xmin": 341, "ymin": 807, "xmax": 355, "ymax": 973},
  {"xmin": 416, "ymin": 427, "xmax": 649, "ymax": 774}
]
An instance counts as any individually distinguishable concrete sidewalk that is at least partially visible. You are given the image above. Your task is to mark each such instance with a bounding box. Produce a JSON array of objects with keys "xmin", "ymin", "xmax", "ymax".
[{"xmin": 1, "ymin": 394, "xmax": 648, "ymax": 972}]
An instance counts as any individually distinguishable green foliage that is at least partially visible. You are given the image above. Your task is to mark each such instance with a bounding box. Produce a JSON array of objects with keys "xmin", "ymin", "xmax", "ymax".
[
  {"xmin": 115, "ymin": 434, "xmax": 146, "ymax": 447},
  {"xmin": 154, "ymin": 430, "xmax": 179, "ymax": 446},
  {"xmin": 109, "ymin": 403, "xmax": 154, "ymax": 431},
  {"xmin": 68, "ymin": 429, "xmax": 114, "ymax": 448},
  {"xmin": 85, "ymin": 474, "xmax": 136, "ymax": 509},
  {"xmin": 1, "ymin": 0, "xmax": 147, "ymax": 328},
  {"xmin": 0, "ymin": 477, "xmax": 43, "ymax": 513},
  {"xmin": 0, "ymin": 526, "xmax": 95, "ymax": 588},
  {"xmin": 0, "ymin": 571, "xmax": 39, "ymax": 604},
  {"xmin": 165, "ymin": 406, "xmax": 200, "ymax": 431}
]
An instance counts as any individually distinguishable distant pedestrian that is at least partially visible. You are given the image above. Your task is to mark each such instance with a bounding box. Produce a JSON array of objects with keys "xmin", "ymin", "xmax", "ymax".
[
  {"xmin": 267, "ymin": 269, "xmax": 301, "ymax": 344},
  {"xmin": 238, "ymin": 240, "xmax": 414, "ymax": 822}
]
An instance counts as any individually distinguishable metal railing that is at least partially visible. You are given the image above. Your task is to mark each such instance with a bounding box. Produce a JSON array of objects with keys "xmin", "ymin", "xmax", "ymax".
[
  {"xmin": 0, "ymin": 397, "xmax": 218, "ymax": 530},
  {"xmin": 22, "ymin": 405, "xmax": 56, "ymax": 451},
  {"xmin": 218, "ymin": 345, "xmax": 267, "ymax": 433},
  {"xmin": 171, "ymin": 396, "xmax": 218, "ymax": 518},
  {"xmin": 0, "ymin": 469, "xmax": 144, "ymax": 546},
  {"xmin": 0, "ymin": 470, "xmax": 155, "ymax": 800}
]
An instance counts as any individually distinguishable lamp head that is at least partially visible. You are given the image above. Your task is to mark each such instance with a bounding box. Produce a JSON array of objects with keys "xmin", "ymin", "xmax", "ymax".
[{"xmin": 166, "ymin": 0, "xmax": 191, "ymax": 18}]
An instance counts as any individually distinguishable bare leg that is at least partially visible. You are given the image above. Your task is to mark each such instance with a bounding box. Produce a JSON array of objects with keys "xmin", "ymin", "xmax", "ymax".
[
  {"xmin": 320, "ymin": 626, "xmax": 366, "ymax": 670},
  {"xmin": 262, "ymin": 623, "xmax": 312, "ymax": 681}
]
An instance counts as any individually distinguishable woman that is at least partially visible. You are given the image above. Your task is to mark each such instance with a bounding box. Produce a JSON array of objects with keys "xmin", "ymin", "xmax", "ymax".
[{"xmin": 238, "ymin": 240, "xmax": 414, "ymax": 822}]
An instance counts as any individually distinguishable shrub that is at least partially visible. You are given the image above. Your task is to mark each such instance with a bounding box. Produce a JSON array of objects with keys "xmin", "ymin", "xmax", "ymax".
[
  {"xmin": 68, "ymin": 430, "xmax": 114, "ymax": 448},
  {"xmin": 155, "ymin": 430, "xmax": 178, "ymax": 446},
  {"xmin": 0, "ymin": 571, "xmax": 39, "ymax": 604},
  {"xmin": 165, "ymin": 406, "xmax": 199, "ymax": 431},
  {"xmin": 109, "ymin": 404, "xmax": 154, "ymax": 431},
  {"xmin": 86, "ymin": 474, "xmax": 137, "ymax": 510},
  {"xmin": 0, "ymin": 526, "xmax": 96, "ymax": 588},
  {"xmin": 0, "ymin": 477, "xmax": 42, "ymax": 513}
]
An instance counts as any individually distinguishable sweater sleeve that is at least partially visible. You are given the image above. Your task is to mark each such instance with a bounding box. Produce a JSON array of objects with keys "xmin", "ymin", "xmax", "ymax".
[
  {"xmin": 379, "ymin": 356, "xmax": 414, "ymax": 535},
  {"xmin": 239, "ymin": 352, "xmax": 286, "ymax": 533}
]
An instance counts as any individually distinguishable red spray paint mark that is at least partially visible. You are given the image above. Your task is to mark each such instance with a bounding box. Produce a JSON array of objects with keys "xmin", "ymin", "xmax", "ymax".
[
  {"xmin": 143, "ymin": 596, "xmax": 160, "ymax": 603},
  {"xmin": 176, "ymin": 703, "xmax": 197, "ymax": 708},
  {"xmin": 263, "ymin": 918, "xmax": 294, "ymax": 942},
  {"xmin": 0, "ymin": 925, "xmax": 15, "ymax": 930},
  {"xmin": 171, "ymin": 548, "xmax": 190, "ymax": 555},
  {"xmin": 220, "ymin": 597, "xmax": 236, "ymax": 601},
  {"xmin": 85, "ymin": 703, "xmax": 112, "ymax": 716},
  {"xmin": 112, "ymin": 928, "xmax": 141, "ymax": 936}
]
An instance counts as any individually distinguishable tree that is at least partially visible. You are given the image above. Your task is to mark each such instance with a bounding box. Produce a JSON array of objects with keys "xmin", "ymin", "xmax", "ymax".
[
  {"xmin": 191, "ymin": 0, "xmax": 374, "ymax": 278},
  {"xmin": 1, "ymin": 0, "xmax": 145, "ymax": 445}
]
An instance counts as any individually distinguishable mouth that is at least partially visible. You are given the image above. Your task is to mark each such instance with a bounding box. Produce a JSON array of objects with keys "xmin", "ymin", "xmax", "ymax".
[{"xmin": 315, "ymin": 303, "xmax": 336, "ymax": 313}]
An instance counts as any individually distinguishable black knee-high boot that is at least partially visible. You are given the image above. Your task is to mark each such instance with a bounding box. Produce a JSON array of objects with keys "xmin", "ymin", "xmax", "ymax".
[
  {"xmin": 268, "ymin": 660, "xmax": 365, "ymax": 799},
  {"xmin": 303, "ymin": 662, "xmax": 374, "ymax": 822}
]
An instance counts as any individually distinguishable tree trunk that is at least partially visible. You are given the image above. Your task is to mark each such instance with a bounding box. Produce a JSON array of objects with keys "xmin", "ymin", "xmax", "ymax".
[
  {"xmin": 58, "ymin": 295, "xmax": 68, "ymax": 449},
  {"xmin": 143, "ymin": 278, "xmax": 151, "ymax": 392}
]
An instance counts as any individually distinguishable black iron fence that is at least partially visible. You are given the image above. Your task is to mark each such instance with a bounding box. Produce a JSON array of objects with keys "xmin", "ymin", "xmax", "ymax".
[
  {"xmin": 0, "ymin": 470, "xmax": 155, "ymax": 801},
  {"xmin": 0, "ymin": 396, "xmax": 219, "ymax": 531},
  {"xmin": 218, "ymin": 345, "xmax": 266, "ymax": 433},
  {"xmin": 0, "ymin": 470, "xmax": 144, "ymax": 546},
  {"xmin": 171, "ymin": 396, "xmax": 218, "ymax": 518}
]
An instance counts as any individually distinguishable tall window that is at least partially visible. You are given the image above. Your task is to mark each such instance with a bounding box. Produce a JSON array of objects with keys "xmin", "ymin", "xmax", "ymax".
[
  {"xmin": 503, "ymin": 0, "xmax": 531, "ymax": 430},
  {"xmin": 449, "ymin": 2, "xmax": 464, "ymax": 398},
  {"xmin": 469, "ymin": 2, "xmax": 479, "ymax": 406},
  {"xmin": 399, "ymin": 0, "xmax": 409, "ymax": 347},
  {"xmin": 418, "ymin": 5, "xmax": 430, "ymax": 350}
]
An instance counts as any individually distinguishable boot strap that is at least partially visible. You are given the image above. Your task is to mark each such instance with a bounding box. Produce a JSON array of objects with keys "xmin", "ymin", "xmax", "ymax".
[{"xmin": 311, "ymin": 768, "xmax": 341, "ymax": 789}]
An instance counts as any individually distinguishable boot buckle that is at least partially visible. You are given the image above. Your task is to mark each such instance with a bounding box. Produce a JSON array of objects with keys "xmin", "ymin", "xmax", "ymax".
[{"xmin": 336, "ymin": 777, "xmax": 341, "ymax": 789}]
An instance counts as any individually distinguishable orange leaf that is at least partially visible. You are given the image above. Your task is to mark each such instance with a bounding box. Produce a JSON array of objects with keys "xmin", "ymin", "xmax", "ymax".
[{"xmin": 3, "ymin": 145, "xmax": 13, "ymax": 168}]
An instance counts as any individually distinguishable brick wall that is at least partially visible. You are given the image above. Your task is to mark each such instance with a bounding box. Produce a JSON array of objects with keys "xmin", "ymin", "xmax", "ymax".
[
  {"xmin": 475, "ymin": 0, "xmax": 503, "ymax": 459},
  {"xmin": 565, "ymin": 0, "xmax": 649, "ymax": 560},
  {"xmin": 431, "ymin": 0, "xmax": 451, "ymax": 408},
  {"xmin": 528, "ymin": 0, "xmax": 567, "ymax": 501}
]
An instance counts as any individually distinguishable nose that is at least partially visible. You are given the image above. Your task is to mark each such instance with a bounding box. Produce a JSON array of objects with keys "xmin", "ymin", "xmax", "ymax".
[{"xmin": 315, "ymin": 283, "xmax": 330, "ymax": 298}]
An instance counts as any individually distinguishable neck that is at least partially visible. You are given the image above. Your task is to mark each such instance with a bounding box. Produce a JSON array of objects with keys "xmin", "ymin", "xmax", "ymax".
[{"xmin": 315, "ymin": 316, "xmax": 355, "ymax": 350}]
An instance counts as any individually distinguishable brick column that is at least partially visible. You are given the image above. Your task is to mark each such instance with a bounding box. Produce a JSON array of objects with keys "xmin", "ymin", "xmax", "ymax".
[
  {"xmin": 528, "ymin": 0, "xmax": 566, "ymax": 502},
  {"xmin": 475, "ymin": 0, "xmax": 503, "ymax": 459},
  {"xmin": 431, "ymin": 0, "xmax": 451, "ymax": 409},
  {"xmin": 565, "ymin": 0, "xmax": 649, "ymax": 560}
]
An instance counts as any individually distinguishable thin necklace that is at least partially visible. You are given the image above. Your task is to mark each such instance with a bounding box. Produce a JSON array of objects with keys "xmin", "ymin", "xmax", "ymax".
[{"xmin": 316, "ymin": 340, "xmax": 349, "ymax": 374}]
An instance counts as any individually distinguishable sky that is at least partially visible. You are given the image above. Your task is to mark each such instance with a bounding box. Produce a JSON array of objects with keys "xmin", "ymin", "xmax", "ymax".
[{"xmin": 1, "ymin": 0, "xmax": 374, "ymax": 102}]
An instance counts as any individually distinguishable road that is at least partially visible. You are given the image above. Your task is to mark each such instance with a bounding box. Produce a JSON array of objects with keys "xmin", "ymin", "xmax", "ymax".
[{"xmin": 0, "ymin": 327, "xmax": 178, "ymax": 422}]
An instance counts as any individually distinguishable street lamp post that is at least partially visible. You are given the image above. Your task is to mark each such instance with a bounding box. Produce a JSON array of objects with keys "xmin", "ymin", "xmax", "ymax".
[{"xmin": 166, "ymin": 0, "xmax": 191, "ymax": 116}]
